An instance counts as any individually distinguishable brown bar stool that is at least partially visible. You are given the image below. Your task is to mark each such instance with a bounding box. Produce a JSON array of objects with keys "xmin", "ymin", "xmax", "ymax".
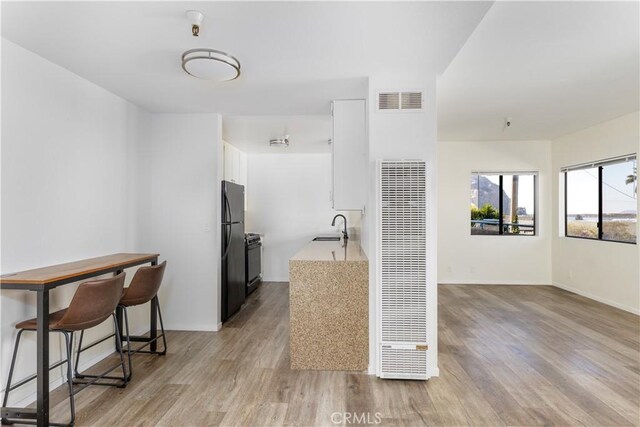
[
  {"xmin": 2, "ymin": 273, "xmax": 127, "ymax": 427},
  {"xmin": 117, "ymin": 261, "xmax": 167, "ymax": 381}
]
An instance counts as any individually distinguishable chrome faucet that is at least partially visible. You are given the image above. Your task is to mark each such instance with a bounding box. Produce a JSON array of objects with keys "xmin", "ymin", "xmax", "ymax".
[{"xmin": 331, "ymin": 214, "xmax": 348, "ymax": 240}]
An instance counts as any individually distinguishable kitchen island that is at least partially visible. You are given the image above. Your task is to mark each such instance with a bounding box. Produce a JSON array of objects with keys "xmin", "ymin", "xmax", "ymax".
[{"xmin": 289, "ymin": 238, "xmax": 368, "ymax": 371}]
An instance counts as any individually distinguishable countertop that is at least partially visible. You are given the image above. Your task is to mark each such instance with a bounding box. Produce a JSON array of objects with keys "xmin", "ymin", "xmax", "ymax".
[
  {"xmin": 289, "ymin": 237, "xmax": 369, "ymax": 371},
  {"xmin": 290, "ymin": 238, "xmax": 367, "ymax": 262}
]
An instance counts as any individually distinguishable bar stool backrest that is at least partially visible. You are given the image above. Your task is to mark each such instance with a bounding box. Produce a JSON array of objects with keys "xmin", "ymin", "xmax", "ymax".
[
  {"xmin": 120, "ymin": 261, "xmax": 167, "ymax": 307},
  {"xmin": 55, "ymin": 273, "xmax": 126, "ymax": 331}
]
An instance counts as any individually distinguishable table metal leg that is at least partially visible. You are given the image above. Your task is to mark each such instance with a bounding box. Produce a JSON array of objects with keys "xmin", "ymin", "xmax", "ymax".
[{"xmin": 36, "ymin": 290, "xmax": 50, "ymax": 427}]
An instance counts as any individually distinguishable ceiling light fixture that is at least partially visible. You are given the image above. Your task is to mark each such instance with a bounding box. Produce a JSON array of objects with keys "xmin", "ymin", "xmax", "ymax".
[
  {"xmin": 270, "ymin": 135, "xmax": 290, "ymax": 148},
  {"xmin": 181, "ymin": 11, "xmax": 241, "ymax": 81}
]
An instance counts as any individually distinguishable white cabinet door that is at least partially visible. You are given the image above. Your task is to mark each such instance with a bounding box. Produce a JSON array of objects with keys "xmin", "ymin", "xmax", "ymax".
[
  {"xmin": 223, "ymin": 141, "xmax": 243, "ymax": 184},
  {"xmin": 231, "ymin": 149, "xmax": 240, "ymax": 184},
  {"xmin": 223, "ymin": 141, "xmax": 248, "ymax": 208},
  {"xmin": 238, "ymin": 150, "xmax": 248, "ymax": 209},
  {"xmin": 223, "ymin": 141, "xmax": 234, "ymax": 182},
  {"xmin": 332, "ymin": 99, "xmax": 366, "ymax": 210},
  {"xmin": 238, "ymin": 150, "xmax": 247, "ymax": 187}
]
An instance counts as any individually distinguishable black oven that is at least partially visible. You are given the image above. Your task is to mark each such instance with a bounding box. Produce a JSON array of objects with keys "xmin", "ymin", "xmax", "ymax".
[{"xmin": 245, "ymin": 233, "xmax": 262, "ymax": 295}]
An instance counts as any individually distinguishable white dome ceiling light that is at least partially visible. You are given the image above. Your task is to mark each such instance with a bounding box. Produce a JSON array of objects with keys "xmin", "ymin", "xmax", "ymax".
[{"xmin": 181, "ymin": 10, "xmax": 241, "ymax": 81}]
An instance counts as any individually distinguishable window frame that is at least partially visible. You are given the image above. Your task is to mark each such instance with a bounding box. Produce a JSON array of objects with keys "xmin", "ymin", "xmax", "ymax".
[
  {"xmin": 470, "ymin": 172, "xmax": 538, "ymax": 237},
  {"xmin": 563, "ymin": 155, "xmax": 637, "ymax": 245}
]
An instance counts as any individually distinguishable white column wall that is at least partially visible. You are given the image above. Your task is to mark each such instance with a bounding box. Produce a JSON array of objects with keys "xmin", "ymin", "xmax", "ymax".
[
  {"xmin": 364, "ymin": 74, "xmax": 439, "ymax": 377},
  {"xmin": 1, "ymin": 40, "xmax": 224, "ymax": 407}
]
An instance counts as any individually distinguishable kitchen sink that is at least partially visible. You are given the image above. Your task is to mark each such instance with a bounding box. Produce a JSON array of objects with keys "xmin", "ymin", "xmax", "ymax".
[{"xmin": 313, "ymin": 236, "xmax": 341, "ymax": 241}]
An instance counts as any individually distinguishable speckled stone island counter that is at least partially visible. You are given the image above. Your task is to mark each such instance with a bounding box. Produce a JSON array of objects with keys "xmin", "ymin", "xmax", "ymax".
[{"xmin": 289, "ymin": 238, "xmax": 368, "ymax": 371}]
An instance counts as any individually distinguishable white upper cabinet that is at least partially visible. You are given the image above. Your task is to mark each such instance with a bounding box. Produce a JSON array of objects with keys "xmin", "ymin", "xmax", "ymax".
[
  {"xmin": 223, "ymin": 141, "xmax": 247, "ymax": 186},
  {"xmin": 223, "ymin": 140, "xmax": 248, "ymax": 209},
  {"xmin": 332, "ymin": 99, "xmax": 367, "ymax": 211}
]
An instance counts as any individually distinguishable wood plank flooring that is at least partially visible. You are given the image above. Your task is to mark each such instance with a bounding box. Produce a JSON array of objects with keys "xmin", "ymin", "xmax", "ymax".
[{"xmin": 40, "ymin": 283, "xmax": 639, "ymax": 426}]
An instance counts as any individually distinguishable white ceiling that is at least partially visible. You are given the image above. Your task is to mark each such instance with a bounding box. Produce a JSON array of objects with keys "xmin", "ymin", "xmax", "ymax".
[
  {"xmin": 1, "ymin": 1, "xmax": 492, "ymax": 116},
  {"xmin": 223, "ymin": 115, "xmax": 331, "ymax": 154},
  {"xmin": 7, "ymin": 2, "xmax": 631, "ymax": 143},
  {"xmin": 438, "ymin": 1, "xmax": 640, "ymax": 141}
]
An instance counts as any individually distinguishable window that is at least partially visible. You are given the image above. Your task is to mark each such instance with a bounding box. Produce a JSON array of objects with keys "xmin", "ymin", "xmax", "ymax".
[
  {"xmin": 470, "ymin": 173, "xmax": 537, "ymax": 236},
  {"xmin": 566, "ymin": 167, "xmax": 599, "ymax": 239},
  {"xmin": 564, "ymin": 155, "xmax": 637, "ymax": 244}
]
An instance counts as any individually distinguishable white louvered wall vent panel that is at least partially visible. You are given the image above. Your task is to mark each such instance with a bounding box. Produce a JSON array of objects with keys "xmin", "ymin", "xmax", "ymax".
[
  {"xmin": 378, "ymin": 160, "xmax": 428, "ymax": 380},
  {"xmin": 377, "ymin": 91, "xmax": 423, "ymax": 111},
  {"xmin": 381, "ymin": 345, "xmax": 427, "ymax": 379}
]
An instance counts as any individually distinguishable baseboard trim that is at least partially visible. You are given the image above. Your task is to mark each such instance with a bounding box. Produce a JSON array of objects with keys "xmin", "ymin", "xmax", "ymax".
[
  {"xmin": 438, "ymin": 280, "xmax": 550, "ymax": 286},
  {"xmin": 552, "ymin": 281, "xmax": 640, "ymax": 315},
  {"xmin": 164, "ymin": 323, "xmax": 218, "ymax": 332},
  {"xmin": 262, "ymin": 277, "xmax": 289, "ymax": 283}
]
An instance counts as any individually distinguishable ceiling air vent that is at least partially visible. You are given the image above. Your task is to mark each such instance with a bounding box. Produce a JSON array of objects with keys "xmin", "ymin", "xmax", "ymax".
[{"xmin": 378, "ymin": 91, "xmax": 424, "ymax": 112}]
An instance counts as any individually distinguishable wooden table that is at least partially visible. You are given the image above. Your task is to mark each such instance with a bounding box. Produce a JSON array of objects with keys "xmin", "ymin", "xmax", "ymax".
[{"xmin": 0, "ymin": 253, "xmax": 159, "ymax": 426}]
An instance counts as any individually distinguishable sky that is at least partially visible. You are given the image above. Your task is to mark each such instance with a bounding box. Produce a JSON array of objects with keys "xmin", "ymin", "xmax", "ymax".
[
  {"xmin": 483, "ymin": 174, "xmax": 535, "ymax": 214},
  {"xmin": 566, "ymin": 159, "xmax": 637, "ymax": 215}
]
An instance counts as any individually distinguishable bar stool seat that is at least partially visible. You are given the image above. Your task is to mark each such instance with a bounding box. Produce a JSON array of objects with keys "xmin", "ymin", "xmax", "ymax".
[
  {"xmin": 120, "ymin": 290, "xmax": 151, "ymax": 307},
  {"xmin": 15, "ymin": 309, "xmax": 67, "ymax": 330}
]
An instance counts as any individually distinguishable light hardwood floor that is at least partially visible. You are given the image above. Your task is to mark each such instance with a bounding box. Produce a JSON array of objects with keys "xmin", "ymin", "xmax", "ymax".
[{"xmin": 40, "ymin": 282, "xmax": 639, "ymax": 426}]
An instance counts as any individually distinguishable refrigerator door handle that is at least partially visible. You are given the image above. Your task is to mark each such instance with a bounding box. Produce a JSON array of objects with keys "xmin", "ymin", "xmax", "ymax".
[
  {"xmin": 224, "ymin": 192, "xmax": 233, "ymax": 223},
  {"xmin": 222, "ymin": 223, "xmax": 232, "ymax": 259}
]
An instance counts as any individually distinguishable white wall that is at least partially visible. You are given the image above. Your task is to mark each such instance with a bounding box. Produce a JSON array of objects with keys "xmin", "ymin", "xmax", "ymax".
[
  {"xmin": 245, "ymin": 153, "xmax": 361, "ymax": 282},
  {"xmin": 551, "ymin": 112, "xmax": 640, "ymax": 314},
  {"xmin": 438, "ymin": 140, "xmax": 553, "ymax": 285},
  {"xmin": 365, "ymin": 74, "xmax": 439, "ymax": 378},
  {"xmin": 1, "ymin": 40, "xmax": 224, "ymax": 407},
  {"xmin": 136, "ymin": 113, "xmax": 223, "ymax": 330},
  {"xmin": 0, "ymin": 39, "xmax": 150, "ymax": 405}
]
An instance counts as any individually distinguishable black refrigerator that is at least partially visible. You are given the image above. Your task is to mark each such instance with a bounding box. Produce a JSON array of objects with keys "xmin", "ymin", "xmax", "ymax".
[{"xmin": 221, "ymin": 181, "xmax": 246, "ymax": 322}]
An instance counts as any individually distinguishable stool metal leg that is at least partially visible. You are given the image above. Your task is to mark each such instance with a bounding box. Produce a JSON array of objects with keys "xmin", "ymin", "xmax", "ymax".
[
  {"xmin": 2, "ymin": 330, "xmax": 75, "ymax": 427},
  {"xmin": 61, "ymin": 331, "xmax": 75, "ymax": 426},
  {"xmin": 72, "ymin": 330, "xmax": 84, "ymax": 379},
  {"xmin": 118, "ymin": 296, "xmax": 168, "ymax": 379},
  {"xmin": 124, "ymin": 297, "xmax": 167, "ymax": 355},
  {"xmin": 2, "ymin": 329, "xmax": 24, "ymax": 425},
  {"xmin": 156, "ymin": 296, "xmax": 168, "ymax": 355},
  {"xmin": 72, "ymin": 315, "xmax": 128, "ymax": 388},
  {"xmin": 122, "ymin": 306, "xmax": 133, "ymax": 381},
  {"xmin": 111, "ymin": 314, "xmax": 128, "ymax": 385}
]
